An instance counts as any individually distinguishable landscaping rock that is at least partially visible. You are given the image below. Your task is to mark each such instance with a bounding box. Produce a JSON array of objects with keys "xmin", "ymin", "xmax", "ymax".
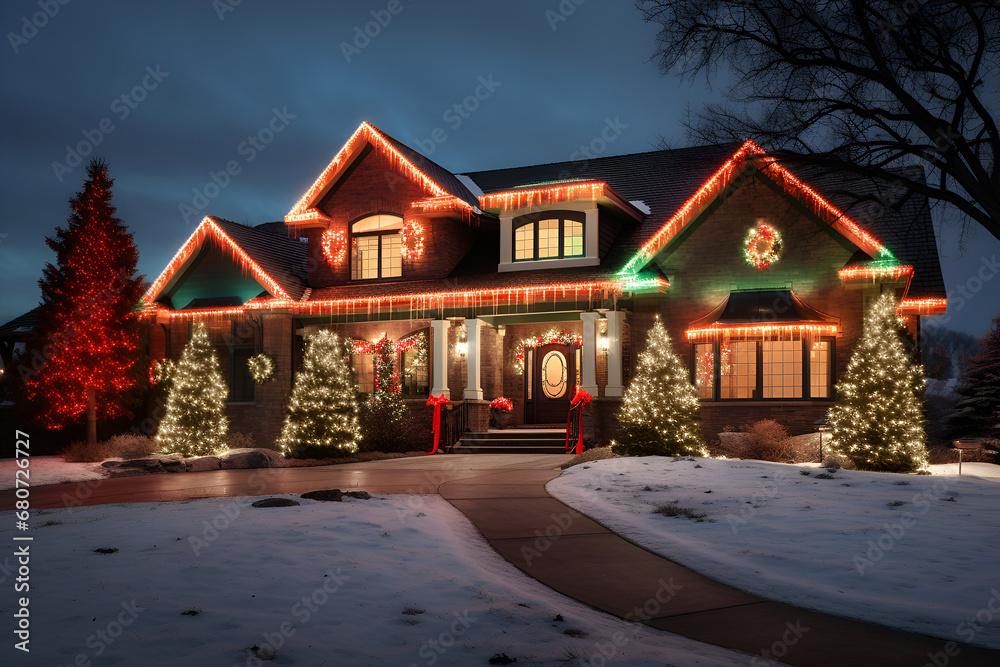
[
  {"xmin": 343, "ymin": 491, "xmax": 371, "ymax": 500},
  {"xmin": 220, "ymin": 448, "xmax": 286, "ymax": 470},
  {"xmin": 186, "ymin": 456, "xmax": 221, "ymax": 472},
  {"xmin": 251, "ymin": 498, "xmax": 300, "ymax": 508},
  {"xmin": 104, "ymin": 453, "xmax": 186, "ymax": 476},
  {"xmin": 301, "ymin": 489, "xmax": 344, "ymax": 502}
]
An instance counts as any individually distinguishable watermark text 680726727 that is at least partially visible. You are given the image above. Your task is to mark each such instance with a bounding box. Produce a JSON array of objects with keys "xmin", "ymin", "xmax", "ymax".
[{"xmin": 13, "ymin": 429, "xmax": 32, "ymax": 653}]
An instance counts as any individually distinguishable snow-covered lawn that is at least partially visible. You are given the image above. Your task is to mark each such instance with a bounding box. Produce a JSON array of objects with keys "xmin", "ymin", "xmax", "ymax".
[
  {"xmin": 548, "ymin": 457, "xmax": 1000, "ymax": 649},
  {"xmin": 0, "ymin": 455, "xmax": 107, "ymax": 490},
  {"xmin": 0, "ymin": 494, "xmax": 750, "ymax": 666}
]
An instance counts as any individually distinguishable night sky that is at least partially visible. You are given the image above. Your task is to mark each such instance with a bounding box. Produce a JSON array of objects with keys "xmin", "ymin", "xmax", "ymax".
[{"xmin": 1, "ymin": 0, "xmax": 997, "ymax": 338}]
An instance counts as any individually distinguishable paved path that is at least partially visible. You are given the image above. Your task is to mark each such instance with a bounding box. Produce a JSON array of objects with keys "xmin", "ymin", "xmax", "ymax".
[{"xmin": 4, "ymin": 454, "xmax": 998, "ymax": 665}]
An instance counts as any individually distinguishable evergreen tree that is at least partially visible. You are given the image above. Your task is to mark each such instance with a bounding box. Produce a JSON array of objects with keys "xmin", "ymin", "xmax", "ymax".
[
  {"xmin": 156, "ymin": 323, "xmax": 229, "ymax": 456},
  {"xmin": 949, "ymin": 311, "xmax": 1000, "ymax": 443},
  {"xmin": 279, "ymin": 330, "xmax": 360, "ymax": 458},
  {"xmin": 611, "ymin": 317, "xmax": 707, "ymax": 457},
  {"xmin": 826, "ymin": 293, "xmax": 929, "ymax": 472},
  {"xmin": 359, "ymin": 335, "xmax": 416, "ymax": 453},
  {"xmin": 23, "ymin": 159, "xmax": 145, "ymax": 444}
]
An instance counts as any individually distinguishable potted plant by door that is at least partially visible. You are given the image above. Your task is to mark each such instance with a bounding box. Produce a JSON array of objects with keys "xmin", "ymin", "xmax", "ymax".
[{"xmin": 489, "ymin": 397, "xmax": 514, "ymax": 430}]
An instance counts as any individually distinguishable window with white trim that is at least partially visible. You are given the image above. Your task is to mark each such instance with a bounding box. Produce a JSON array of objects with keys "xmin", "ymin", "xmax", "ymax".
[
  {"xmin": 513, "ymin": 211, "xmax": 586, "ymax": 261},
  {"xmin": 351, "ymin": 214, "xmax": 403, "ymax": 280}
]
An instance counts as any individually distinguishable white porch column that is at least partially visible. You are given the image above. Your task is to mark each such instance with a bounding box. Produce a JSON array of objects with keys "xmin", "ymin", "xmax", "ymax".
[
  {"xmin": 580, "ymin": 312, "xmax": 599, "ymax": 395},
  {"xmin": 430, "ymin": 319, "xmax": 449, "ymax": 399},
  {"xmin": 464, "ymin": 318, "xmax": 485, "ymax": 400},
  {"xmin": 604, "ymin": 310, "xmax": 625, "ymax": 397}
]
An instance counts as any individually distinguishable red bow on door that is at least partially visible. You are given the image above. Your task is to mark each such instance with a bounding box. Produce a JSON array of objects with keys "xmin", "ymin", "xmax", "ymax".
[
  {"xmin": 425, "ymin": 394, "xmax": 450, "ymax": 455},
  {"xmin": 565, "ymin": 388, "xmax": 592, "ymax": 455}
]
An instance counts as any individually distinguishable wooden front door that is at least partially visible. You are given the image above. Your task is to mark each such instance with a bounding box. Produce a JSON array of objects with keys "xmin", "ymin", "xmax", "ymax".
[{"xmin": 525, "ymin": 343, "xmax": 576, "ymax": 424}]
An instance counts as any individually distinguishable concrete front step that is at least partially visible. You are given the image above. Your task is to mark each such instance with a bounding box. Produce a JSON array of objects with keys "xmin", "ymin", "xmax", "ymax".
[{"xmin": 450, "ymin": 429, "xmax": 570, "ymax": 454}]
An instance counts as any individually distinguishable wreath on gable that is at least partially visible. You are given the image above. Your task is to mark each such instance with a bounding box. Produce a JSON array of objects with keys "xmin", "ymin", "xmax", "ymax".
[{"xmin": 743, "ymin": 222, "xmax": 783, "ymax": 270}]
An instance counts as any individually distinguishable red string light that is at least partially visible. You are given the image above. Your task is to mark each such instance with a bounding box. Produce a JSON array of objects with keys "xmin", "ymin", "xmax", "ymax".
[
  {"xmin": 479, "ymin": 182, "xmax": 606, "ymax": 211},
  {"xmin": 897, "ymin": 298, "xmax": 947, "ymax": 315},
  {"xmin": 321, "ymin": 228, "xmax": 347, "ymax": 265},
  {"xmin": 838, "ymin": 265, "xmax": 914, "ymax": 280},
  {"xmin": 686, "ymin": 323, "xmax": 839, "ymax": 341}
]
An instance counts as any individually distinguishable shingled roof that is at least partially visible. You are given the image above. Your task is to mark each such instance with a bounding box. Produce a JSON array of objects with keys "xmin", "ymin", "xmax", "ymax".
[{"xmin": 210, "ymin": 218, "xmax": 310, "ymax": 302}]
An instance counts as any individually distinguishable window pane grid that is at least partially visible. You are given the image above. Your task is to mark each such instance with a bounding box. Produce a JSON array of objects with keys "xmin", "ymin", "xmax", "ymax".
[
  {"xmin": 564, "ymin": 220, "xmax": 584, "ymax": 257},
  {"xmin": 695, "ymin": 343, "xmax": 714, "ymax": 399},
  {"xmin": 720, "ymin": 342, "xmax": 757, "ymax": 399},
  {"xmin": 352, "ymin": 236, "xmax": 379, "ymax": 280},
  {"xmin": 763, "ymin": 340, "xmax": 803, "ymax": 399},
  {"xmin": 810, "ymin": 340, "xmax": 831, "ymax": 398},
  {"xmin": 382, "ymin": 235, "xmax": 402, "ymax": 278},
  {"xmin": 354, "ymin": 352, "xmax": 374, "ymax": 393},
  {"xmin": 538, "ymin": 219, "xmax": 559, "ymax": 258},
  {"xmin": 515, "ymin": 223, "xmax": 534, "ymax": 260}
]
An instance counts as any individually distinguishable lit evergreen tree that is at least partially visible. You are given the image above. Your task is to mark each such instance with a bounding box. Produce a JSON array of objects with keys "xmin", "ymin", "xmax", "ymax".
[
  {"xmin": 611, "ymin": 317, "xmax": 707, "ymax": 457},
  {"xmin": 949, "ymin": 311, "xmax": 1000, "ymax": 443},
  {"xmin": 826, "ymin": 293, "xmax": 928, "ymax": 472},
  {"xmin": 156, "ymin": 322, "xmax": 229, "ymax": 456},
  {"xmin": 359, "ymin": 335, "xmax": 415, "ymax": 453},
  {"xmin": 278, "ymin": 330, "xmax": 360, "ymax": 458},
  {"xmin": 24, "ymin": 159, "xmax": 145, "ymax": 444}
]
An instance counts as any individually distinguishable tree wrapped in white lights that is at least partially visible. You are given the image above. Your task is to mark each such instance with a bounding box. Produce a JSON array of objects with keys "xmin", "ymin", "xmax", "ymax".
[
  {"xmin": 826, "ymin": 293, "xmax": 928, "ymax": 472},
  {"xmin": 611, "ymin": 317, "xmax": 707, "ymax": 457},
  {"xmin": 278, "ymin": 330, "xmax": 360, "ymax": 458},
  {"xmin": 156, "ymin": 322, "xmax": 229, "ymax": 456}
]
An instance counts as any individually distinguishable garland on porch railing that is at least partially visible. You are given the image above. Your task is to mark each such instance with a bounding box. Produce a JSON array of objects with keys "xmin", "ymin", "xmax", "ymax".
[
  {"xmin": 352, "ymin": 333, "xmax": 427, "ymax": 393},
  {"xmin": 513, "ymin": 329, "xmax": 583, "ymax": 375}
]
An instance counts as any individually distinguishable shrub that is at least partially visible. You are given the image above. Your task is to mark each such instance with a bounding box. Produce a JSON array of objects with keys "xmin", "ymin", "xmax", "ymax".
[
  {"xmin": 105, "ymin": 434, "xmax": 159, "ymax": 459},
  {"xmin": 561, "ymin": 446, "xmax": 617, "ymax": 469},
  {"xmin": 358, "ymin": 394, "xmax": 423, "ymax": 453},
  {"xmin": 739, "ymin": 419, "xmax": 793, "ymax": 462},
  {"xmin": 61, "ymin": 433, "xmax": 159, "ymax": 462},
  {"xmin": 226, "ymin": 431, "xmax": 257, "ymax": 452},
  {"xmin": 61, "ymin": 439, "xmax": 116, "ymax": 463},
  {"xmin": 822, "ymin": 453, "xmax": 856, "ymax": 470}
]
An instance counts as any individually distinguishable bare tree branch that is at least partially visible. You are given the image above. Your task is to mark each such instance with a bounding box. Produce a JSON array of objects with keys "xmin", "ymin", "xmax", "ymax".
[{"xmin": 637, "ymin": 0, "xmax": 1000, "ymax": 243}]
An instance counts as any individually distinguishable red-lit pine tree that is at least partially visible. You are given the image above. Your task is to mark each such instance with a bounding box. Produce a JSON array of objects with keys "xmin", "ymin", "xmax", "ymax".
[{"xmin": 23, "ymin": 159, "xmax": 145, "ymax": 444}]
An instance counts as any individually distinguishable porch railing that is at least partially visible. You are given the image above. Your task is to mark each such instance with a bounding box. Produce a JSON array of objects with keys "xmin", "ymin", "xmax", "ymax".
[{"xmin": 442, "ymin": 401, "xmax": 469, "ymax": 451}]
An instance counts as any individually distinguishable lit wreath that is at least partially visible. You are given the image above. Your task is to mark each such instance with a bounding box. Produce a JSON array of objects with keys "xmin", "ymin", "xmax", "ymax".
[
  {"xmin": 400, "ymin": 220, "xmax": 425, "ymax": 260},
  {"xmin": 743, "ymin": 222, "xmax": 782, "ymax": 270},
  {"xmin": 321, "ymin": 228, "xmax": 348, "ymax": 265},
  {"xmin": 247, "ymin": 353, "xmax": 276, "ymax": 384}
]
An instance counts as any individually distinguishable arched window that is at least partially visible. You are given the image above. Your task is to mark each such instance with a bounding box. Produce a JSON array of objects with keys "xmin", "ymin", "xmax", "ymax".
[
  {"xmin": 350, "ymin": 213, "xmax": 403, "ymax": 280},
  {"xmin": 513, "ymin": 211, "xmax": 585, "ymax": 261}
]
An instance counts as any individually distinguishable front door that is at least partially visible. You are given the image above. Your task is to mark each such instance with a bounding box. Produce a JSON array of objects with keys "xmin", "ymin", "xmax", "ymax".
[{"xmin": 525, "ymin": 343, "xmax": 575, "ymax": 424}]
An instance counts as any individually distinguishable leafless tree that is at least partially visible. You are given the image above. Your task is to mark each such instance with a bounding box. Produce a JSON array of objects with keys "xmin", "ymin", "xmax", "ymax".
[{"xmin": 638, "ymin": 0, "xmax": 1000, "ymax": 243}]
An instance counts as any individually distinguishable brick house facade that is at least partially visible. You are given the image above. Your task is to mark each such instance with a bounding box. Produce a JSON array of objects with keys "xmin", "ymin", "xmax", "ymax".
[{"xmin": 141, "ymin": 122, "xmax": 947, "ymax": 450}]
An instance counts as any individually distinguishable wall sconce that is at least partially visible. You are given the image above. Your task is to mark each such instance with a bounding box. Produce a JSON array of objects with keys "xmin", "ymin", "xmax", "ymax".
[
  {"xmin": 455, "ymin": 323, "xmax": 467, "ymax": 356},
  {"xmin": 598, "ymin": 318, "xmax": 609, "ymax": 352}
]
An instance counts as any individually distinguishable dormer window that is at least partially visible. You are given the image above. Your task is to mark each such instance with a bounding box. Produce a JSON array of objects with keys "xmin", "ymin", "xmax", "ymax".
[
  {"xmin": 513, "ymin": 212, "xmax": 586, "ymax": 261},
  {"xmin": 351, "ymin": 214, "xmax": 402, "ymax": 280}
]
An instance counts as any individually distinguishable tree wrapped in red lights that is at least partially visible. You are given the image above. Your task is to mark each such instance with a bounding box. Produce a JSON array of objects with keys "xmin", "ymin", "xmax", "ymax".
[
  {"xmin": 825, "ymin": 293, "xmax": 929, "ymax": 472},
  {"xmin": 611, "ymin": 317, "xmax": 708, "ymax": 457},
  {"xmin": 23, "ymin": 159, "xmax": 145, "ymax": 444}
]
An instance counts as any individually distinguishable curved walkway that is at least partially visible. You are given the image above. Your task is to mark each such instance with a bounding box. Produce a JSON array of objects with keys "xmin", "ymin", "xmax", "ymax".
[{"xmin": 4, "ymin": 454, "xmax": 997, "ymax": 666}]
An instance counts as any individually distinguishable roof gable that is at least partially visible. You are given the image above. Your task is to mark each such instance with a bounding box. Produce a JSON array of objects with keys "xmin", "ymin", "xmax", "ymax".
[
  {"xmin": 143, "ymin": 217, "xmax": 308, "ymax": 307},
  {"xmin": 285, "ymin": 122, "xmax": 481, "ymax": 225}
]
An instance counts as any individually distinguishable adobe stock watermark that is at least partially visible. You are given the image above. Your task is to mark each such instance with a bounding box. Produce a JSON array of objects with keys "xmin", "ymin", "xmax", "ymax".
[
  {"xmin": 340, "ymin": 0, "xmax": 415, "ymax": 63},
  {"xmin": 407, "ymin": 610, "xmax": 477, "ymax": 667},
  {"xmin": 725, "ymin": 470, "xmax": 790, "ymax": 534},
  {"xmin": 238, "ymin": 569, "xmax": 350, "ymax": 667},
  {"xmin": 212, "ymin": 0, "xmax": 245, "ymax": 22},
  {"xmin": 923, "ymin": 588, "xmax": 1000, "ymax": 667},
  {"xmin": 749, "ymin": 619, "xmax": 810, "ymax": 666},
  {"xmin": 852, "ymin": 479, "xmax": 949, "ymax": 576},
  {"xmin": 546, "ymin": 0, "xmax": 587, "ymax": 31},
  {"xmin": 51, "ymin": 65, "xmax": 170, "ymax": 183},
  {"xmin": 178, "ymin": 106, "xmax": 295, "ymax": 225},
  {"xmin": 56, "ymin": 600, "xmax": 145, "ymax": 667},
  {"xmin": 411, "ymin": 75, "xmax": 502, "ymax": 157},
  {"xmin": 7, "ymin": 0, "xmax": 71, "ymax": 54}
]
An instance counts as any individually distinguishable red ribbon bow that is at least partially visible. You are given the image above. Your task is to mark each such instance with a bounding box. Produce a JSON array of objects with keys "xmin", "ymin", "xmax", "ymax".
[
  {"xmin": 565, "ymin": 388, "xmax": 592, "ymax": 455},
  {"xmin": 426, "ymin": 394, "xmax": 450, "ymax": 455}
]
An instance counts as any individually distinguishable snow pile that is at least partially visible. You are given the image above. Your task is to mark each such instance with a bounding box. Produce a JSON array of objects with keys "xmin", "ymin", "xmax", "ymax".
[
  {"xmin": 628, "ymin": 200, "xmax": 651, "ymax": 215},
  {"xmin": 0, "ymin": 455, "xmax": 106, "ymax": 490},
  {"xmin": 0, "ymin": 494, "xmax": 749, "ymax": 665},
  {"xmin": 548, "ymin": 457, "xmax": 1000, "ymax": 648}
]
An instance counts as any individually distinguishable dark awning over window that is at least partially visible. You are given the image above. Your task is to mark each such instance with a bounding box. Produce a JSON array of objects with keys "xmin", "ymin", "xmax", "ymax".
[{"xmin": 689, "ymin": 290, "xmax": 838, "ymax": 330}]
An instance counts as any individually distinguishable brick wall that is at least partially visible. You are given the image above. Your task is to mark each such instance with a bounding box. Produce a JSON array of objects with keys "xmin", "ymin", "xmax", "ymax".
[
  {"xmin": 625, "ymin": 174, "xmax": 867, "ymax": 441},
  {"xmin": 305, "ymin": 148, "xmax": 479, "ymax": 287}
]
